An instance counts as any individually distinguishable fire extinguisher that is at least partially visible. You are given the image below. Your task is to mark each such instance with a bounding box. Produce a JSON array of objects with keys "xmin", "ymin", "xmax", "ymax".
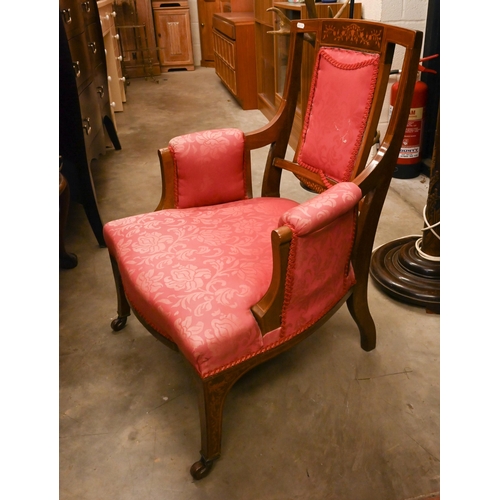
[{"xmin": 390, "ymin": 54, "xmax": 439, "ymax": 179}]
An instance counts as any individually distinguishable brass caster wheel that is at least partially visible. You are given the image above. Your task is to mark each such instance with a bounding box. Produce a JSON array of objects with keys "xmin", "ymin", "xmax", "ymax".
[
  {"xmin": 111, "ymin": 316, "xmax": 127, "ymax": 332},
  {"xmin": 190, "ymin": 457, "xmax": 213, "ymax": 480}
]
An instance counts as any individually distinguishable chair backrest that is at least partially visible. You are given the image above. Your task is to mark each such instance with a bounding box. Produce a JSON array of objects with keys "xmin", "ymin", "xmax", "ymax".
[
  {"xmin": 260, "ymin": 18, "xmax": 422, "ymax": 196},
  {"xmin": 296, "ymin": 46, "xmax": 380, "ymax": 185}
]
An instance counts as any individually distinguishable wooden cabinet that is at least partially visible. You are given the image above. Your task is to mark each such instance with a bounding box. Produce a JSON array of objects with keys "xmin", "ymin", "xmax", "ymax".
[
  {"xmin": 59, "ymin": 0, "xmax": 121, "ymax": 247},
  {"xmin": 255, "ymin": 1, "xmax": 362, "ymax": 149},
  {"xmin": 196, "ymin": 0, "xmax": 254, "ymax": 67},
  {"xmin": 97, "ymin": 0, "xmax": 127, "ymax": 115},
  {"xmin": 153, "ymin": 1, "xmax": 194, "ymax": 71},
  {"xmin": 114, "ymin": 0, "xmax": 161, "ymax": 78},
  {"xmin": 213, "ymin": 12, "xmax": 257, "ymax": 109}
]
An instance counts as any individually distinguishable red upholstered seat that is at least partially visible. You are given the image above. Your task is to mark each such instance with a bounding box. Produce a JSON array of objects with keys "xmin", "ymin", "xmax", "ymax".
[
  {"xmin": 104, "ymin": 182, "xmax": 362, "ymax": 377},
  {"xmin": 104, "ymin": 197, "xmax": 298, "ymax": 377}
]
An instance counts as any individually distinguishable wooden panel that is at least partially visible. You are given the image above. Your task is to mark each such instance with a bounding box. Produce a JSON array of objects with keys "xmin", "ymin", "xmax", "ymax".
[
  {"xmin": 255, "ymin": 0, "xmax": 273, "ymax": 26},
  {"xmin": 212, "ymin": 12, "xmax": 257, "ymax": 110},
  {"xmin": 154, "ymin": 7, "xmax": 194, "ymax": 71}
]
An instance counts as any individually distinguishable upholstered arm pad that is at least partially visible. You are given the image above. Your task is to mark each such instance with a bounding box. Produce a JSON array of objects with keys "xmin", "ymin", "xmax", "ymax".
[
  {"xmin": 168, "ymin": 128, "xmax": 249, "ymax": 208},
  {"xmin": 279, "ymin": 182, "xmax": 362, "ymax": 236}
]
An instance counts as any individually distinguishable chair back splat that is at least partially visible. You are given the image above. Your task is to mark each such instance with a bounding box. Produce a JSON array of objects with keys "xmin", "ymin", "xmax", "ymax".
[{"xmin": 103, "ymin": 18, "xmax": 422, "ymax": 479}]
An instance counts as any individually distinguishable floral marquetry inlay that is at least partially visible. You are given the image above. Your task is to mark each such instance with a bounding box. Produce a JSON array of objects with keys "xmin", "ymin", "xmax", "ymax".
[{"xmin": 321, "ymin": 21, "xmax": 383, "ymax": 51}]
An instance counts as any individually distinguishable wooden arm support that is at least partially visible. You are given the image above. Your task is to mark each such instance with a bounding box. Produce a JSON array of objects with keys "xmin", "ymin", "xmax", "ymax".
[
  {"xmin": 251, "ymin": 225, "xmax": 293, "ymax": 334},
  {"xmin": 156, "ymin": 147, "xmax": 176, "ymax": 210}
]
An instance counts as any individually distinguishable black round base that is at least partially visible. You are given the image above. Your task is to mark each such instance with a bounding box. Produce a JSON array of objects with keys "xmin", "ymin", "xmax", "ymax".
[{"xmin": 370, "ymin": 236, "xmax": 439, "ymax": 313}]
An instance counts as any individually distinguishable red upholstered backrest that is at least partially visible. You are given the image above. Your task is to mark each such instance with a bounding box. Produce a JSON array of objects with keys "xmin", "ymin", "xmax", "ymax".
[{"xmin": 297, "ymin": 47, "xmax": 380, "ymax": 185}]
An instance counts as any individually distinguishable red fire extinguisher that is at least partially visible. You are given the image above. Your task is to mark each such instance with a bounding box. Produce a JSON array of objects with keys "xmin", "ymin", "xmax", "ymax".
[{"xmin": 390, "ymin": 54, "xmax": 438, "ymax": 179}]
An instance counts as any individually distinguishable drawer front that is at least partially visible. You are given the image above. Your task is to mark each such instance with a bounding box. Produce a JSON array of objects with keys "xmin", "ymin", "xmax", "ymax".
[
  {"xmin": 213, "ymin": 30, "xmax": 236, "ymax": 96},
  {"xmin": 67, "ymin": 31, "xmax": 93, "ymax": 91},
  {"xmin": 86, "ymin": 21, "xmax": 105, "ymax": 71},
  {"xmin": 93, "ymin": 63, "xmax": 110, "ymax": 113},
  {"xmin": 213, "ymin": 15, "xmax": 236, "ymax": 40},
  {"xmin": 79, "ymin": 81, "xmax": 104, "ymax": 153},
  {"xmin": 98, "ymin": 1, "xmax": 114, "ymax": 34},
  {"xmin": 60, "ymin": 0, "xmax": 85, "ymax": 39},
  {"xmin": 80, "ymin": 0, "xmax": 98, "ymax": 26}
]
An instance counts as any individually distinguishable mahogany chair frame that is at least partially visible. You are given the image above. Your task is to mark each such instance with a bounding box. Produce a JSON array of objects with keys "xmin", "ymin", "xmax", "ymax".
[{"xmin": 109, "ymin": 18, "xmax": 423, "ymax": 479}]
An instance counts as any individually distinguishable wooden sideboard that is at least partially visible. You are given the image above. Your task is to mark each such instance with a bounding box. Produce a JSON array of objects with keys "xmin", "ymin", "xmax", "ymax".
[
  {"xmin": 59, "ymin": 0, "xmax": 121, "ymax": 247},
  {"xmin": 197, "ymin": 0, "xmax": 253, "ymax": 67},
  {"xmin": 213, "ymin": 12, "xmax": 257, "ymax": 109}
]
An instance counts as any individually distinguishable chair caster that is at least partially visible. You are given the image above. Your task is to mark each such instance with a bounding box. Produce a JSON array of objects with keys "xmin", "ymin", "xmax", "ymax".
[
  {"xmin": 111, "ymin": 316, "xmax": 128, "ymax": 331},
  {"xmin": 190, "ymin": 456, "xmax": 214, "ymax": 480}
]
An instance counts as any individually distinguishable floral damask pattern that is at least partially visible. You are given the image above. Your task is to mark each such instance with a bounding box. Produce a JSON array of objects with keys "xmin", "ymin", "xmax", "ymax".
[
  {"xmin": 169, "ymin": 128, "xmax": 248, "ymax": 208},
  {"xmin": 104, "ymin": 197, "xmax": 299, "ymax": 377},
  {"xmin": 279, "ymin": 183, "xmax": 362, "ymax": 337}
]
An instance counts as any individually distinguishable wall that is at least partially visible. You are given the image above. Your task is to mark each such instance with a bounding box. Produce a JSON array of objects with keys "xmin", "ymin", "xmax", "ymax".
[
  {"xmin": 362, "ymin": 0, "xmax": 429, "ymax": 138},
  {"xmin": 188, "ymin": 0, "xmax": 202, "ymax": 66}
]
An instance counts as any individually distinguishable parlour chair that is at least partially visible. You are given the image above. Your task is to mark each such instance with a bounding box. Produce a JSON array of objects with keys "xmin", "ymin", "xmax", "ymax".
[{"xmin": 104, "ymin": 18, "xmax": 422, "ymax": 479}]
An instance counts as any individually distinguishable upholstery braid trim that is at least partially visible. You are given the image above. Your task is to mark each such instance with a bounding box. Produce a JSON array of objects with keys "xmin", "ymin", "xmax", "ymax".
[
  {"xmin": 280, "ymin": 227, "xmax": 299, "ymax": 337},
  {"xmin": 296, "ymin": 49, "xmax": 333, "ymax": 187},
  {"xmin": 340, "ymin": 56, "xmax": 379, "ymax": 182}
]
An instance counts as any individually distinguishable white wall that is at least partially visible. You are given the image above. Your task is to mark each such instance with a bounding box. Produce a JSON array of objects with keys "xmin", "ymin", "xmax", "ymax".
[
  {"xmin": 187, "ymin": 0, "xmax": 203, "ymax": 66},
  {"xmin": 362, "ymin": 0, "xmax": 429, "ymax": 137}
]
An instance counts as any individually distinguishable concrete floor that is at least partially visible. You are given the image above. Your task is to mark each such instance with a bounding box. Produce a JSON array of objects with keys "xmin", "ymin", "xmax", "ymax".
[{"xmin": 59, "ymin": 67, "xmax": 439, "ymax": 500}]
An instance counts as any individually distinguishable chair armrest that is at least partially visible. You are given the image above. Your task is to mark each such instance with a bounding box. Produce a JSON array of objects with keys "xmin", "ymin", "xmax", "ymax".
[
  {"xmin": 251, "ymin": 182, "xmax": 362, "ymax": 335},
  {"xmin": 157, "ymin": 128, "xmax": 252, "ymax": 209},
  {"xmin": 279, "ymin": 182, "xmax": 362, "ymax": 235}
]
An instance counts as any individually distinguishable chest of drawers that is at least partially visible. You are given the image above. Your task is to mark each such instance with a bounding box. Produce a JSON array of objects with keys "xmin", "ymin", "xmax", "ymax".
[{"xmin": 59, "ymin": 0, "xmax": 121, "ymax": 247}]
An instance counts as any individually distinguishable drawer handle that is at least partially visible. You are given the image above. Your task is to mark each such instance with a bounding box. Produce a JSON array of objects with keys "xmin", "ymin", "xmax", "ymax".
[
  {"xmin": 82, "ymin": 117, "xmax": 92, "ymax": 135},
  {"xmin": 81, "ymin": 1, "xmax": 91, "ymax": 13},
  {"xmin": 111, "ymin": 11, "xmax": 117, "ymax": 17},
  {"xmin": 101, "ymin": 14, "xmax": 110, "ymax": 21},
  {"xmin": 116, "ymin": 55, "xmax": 123, "ymax": 61},
  {"xmin": 113, "ymin": 34, "xmax": 120, "ymax": 40},
  {"xmin": 88, "ymin": 41, "xmax": 97, "ymax": 54},
  {"xmin": 61, "ymin": 9, "xmax": 72, "ymax": 24},
  {"xmin": 96, "ymin": 86, "xmax": 105, "ymax": 98},
  {"xmin": 119, "ymin": 77, "xmax": 126, "ymax": 82},
  {"xmin": 110, "ymin": 102, "xmax": 116, "ymax": 108},
  {"xmin": 72, "ymin": 61, "xmax": 81, "ymax": 78}
]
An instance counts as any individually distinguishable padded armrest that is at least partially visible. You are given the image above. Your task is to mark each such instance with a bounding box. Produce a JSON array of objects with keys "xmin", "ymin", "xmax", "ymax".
[
  {"xmin": 168, "ymin": 128, "xmax": 250, "ymax": 208},
  {"xmin": 279, "ymin": 182, "xmax": 362, "ymax": 235}
]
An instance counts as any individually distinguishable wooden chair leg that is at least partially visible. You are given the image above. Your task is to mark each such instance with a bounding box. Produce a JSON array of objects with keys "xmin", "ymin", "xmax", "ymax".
[
  {"xmin": 347, "ymin": 281, "xmax": 376, "ymax": 351},
  {"xmin": 109, "ymin": 256, "xmax": 131, "ymax": 331},
  {"xmin": 190, "ymin": 368, "xmax": 244, "ymax": 479}
]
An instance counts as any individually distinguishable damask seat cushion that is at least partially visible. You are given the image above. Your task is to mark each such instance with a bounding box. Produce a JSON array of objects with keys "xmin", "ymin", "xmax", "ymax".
[{"xmin": 103, "ymin": 197, "xmax": 298, "ymax": 378}]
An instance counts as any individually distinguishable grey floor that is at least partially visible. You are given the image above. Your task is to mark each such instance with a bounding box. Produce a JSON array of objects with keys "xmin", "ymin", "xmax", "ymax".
[{"xmin": 59, "ymin": 67, "xmax": 439, "ymax": 500}]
